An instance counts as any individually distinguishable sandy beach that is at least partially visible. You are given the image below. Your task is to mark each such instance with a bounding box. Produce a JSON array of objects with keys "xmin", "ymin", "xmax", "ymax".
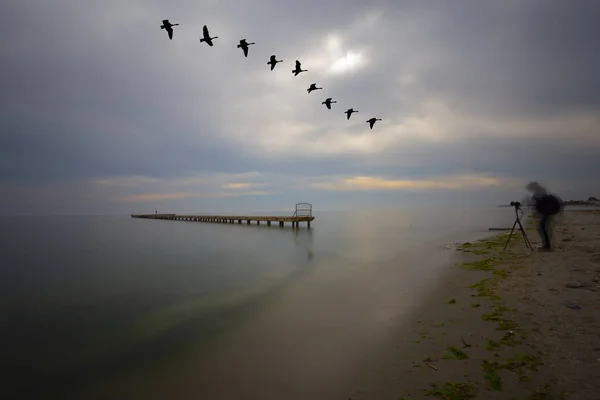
[
  {"xmin": 350, "ymin": 209, "xmax": 600, "ymax": 399},
  {"xmin": 48, "ymin": 209, "xmax": 600, "ymax": 400}
]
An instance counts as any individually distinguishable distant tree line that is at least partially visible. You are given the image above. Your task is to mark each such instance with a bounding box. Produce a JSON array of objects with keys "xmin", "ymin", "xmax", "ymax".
[
  {"xmin": 561, "ymin": 196, "xmax": 599, "ymax": 206},
  {"xmin": 501, "ymin": 196, "xmax": 599, "ymax": 207}
]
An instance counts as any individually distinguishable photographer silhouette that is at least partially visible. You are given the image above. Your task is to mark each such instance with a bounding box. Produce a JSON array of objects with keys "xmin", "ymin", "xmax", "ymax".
[{"xmin": 525, "ymin": 181, "xmax": 562, "ymax": 252}]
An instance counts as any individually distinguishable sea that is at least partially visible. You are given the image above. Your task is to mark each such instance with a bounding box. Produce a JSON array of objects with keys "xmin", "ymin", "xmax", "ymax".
[{"xmin": 0, "ymin": 205, "xmax": 522, "ymax": 399}]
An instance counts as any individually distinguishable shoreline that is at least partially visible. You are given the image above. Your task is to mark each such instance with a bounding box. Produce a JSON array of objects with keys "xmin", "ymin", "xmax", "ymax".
[
  {"xmin": 350, "ymin": 210, "xmax": 600, "ymax": 399},
  {"xmin": 10, "ymin": 210, "xmax": 596, "ymax": 399},
  {"xmin": 59, "ymin": 221, "xmax": 507, "ymax": 399}
]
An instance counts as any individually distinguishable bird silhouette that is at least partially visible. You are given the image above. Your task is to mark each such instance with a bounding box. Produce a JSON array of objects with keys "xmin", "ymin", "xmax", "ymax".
[
  {"xmin": 237, "ymin": 39, "xmax": 255, "ymax": 57},
  {"xmin": 322, "ymin": 98, "xmax": 337, "ymax": 109},
  {"xmin": 307, "ymin": 83, "xmax": 322, "ymax": 94},
  {"xmin": 160, "ymin": 20, "xmax": 179, "ymax": 40},
  {"xmin": 366, "ymin": 117, "xmax": 382, "ymax": 129},
  {"xmin": 292, "ymin": 60, "xmax": 307, "ymax": 76},
  {"xmin": 199, "ymin": 25, "xmax": 218, "ymax": 46},
  {"xmin": 345, "ymin": 108, "xmax": 358, "ymax": 120},
  {"xmin": 267, "ymin": 55, "xmax": 282, "ymax": 70}
]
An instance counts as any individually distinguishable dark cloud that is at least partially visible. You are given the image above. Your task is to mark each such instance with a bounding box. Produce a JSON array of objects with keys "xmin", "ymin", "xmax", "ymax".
[{"xmin": 1, "ymin": 0, "xmax": 599, "ymax": 213}]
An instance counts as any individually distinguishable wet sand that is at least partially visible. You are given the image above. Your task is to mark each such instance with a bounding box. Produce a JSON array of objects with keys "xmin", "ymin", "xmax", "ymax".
[{"xmin": 350, "ymin": 210, "xmax": 600, "ymax": 399}]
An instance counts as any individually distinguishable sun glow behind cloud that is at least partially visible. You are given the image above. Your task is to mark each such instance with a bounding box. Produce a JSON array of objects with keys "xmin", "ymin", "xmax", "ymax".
[
  {"xmin": 325, "ymin": 35, "xmax": 366, "ymax": 75},
  {"xmin": 330, "ymin": 51, "xmax": 363, "ymax": 73},
  {"xmin": 309, "ymin": 174, "xmax": 516, "ymax": 191}
]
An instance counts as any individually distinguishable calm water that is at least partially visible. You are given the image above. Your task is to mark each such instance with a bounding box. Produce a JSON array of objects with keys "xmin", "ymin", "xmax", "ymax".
[{"xmin": 0, "ymin": 205, "xmax": 516, "ymax": 398}]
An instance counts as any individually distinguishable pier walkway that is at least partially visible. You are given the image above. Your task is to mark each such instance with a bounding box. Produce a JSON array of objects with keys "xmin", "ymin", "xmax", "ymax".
[{"xmin": 131, "ymin": 203, "xmax": 314, "ymax": 228}]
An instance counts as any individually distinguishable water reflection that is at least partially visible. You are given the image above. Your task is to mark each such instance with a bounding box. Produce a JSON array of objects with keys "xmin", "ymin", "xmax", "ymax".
[{"xmin": 293, "ymin": 226, "xmax": 315, "ymax": 261}]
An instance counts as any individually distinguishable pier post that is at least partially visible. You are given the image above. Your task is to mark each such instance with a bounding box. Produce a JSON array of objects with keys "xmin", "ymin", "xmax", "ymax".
[
  {"xmin": 267, "ymin": 221, "xmax": 271, "ymax": 226},
  {"xmin": 307, "ymin": 221, "xmax": 311, "ymax": 228},
  {"xmin": 257, "ymin": 221, "xmax": 260, "ymax": 225},
  {"xmin": 279, "ymin": 221, "xmax": 284, "ymax": 227},
  {"xmin": 247, "ymin": 220, "xmax": 250, "ymax": 224},
  {"xmin": 238, "ymin": 220, "xmax": 241, "ymax": 224}
]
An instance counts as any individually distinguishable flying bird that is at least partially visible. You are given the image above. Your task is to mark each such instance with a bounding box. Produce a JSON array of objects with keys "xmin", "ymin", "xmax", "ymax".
[
  {"xmin": 237, "ymin": 39, "xmax": 255, "ymax": 57},
  {"xmin": 267, "ymin": 55, "xmax": 282, "ymax": 70},
  {"xmin": 160, "ymin": 20, "xmax": 179, "ymax": 40},
  {"xmin": 366, "ymin": 117, "xmax": 382, "ymax": 129},
  {"xmin": 307, "ymin": 83, "xmax": 322, "ymax": 94},
  {"xmin": 292, "ymin": 60, "xmax": 307, "ymax": 76},
  {"xmin": 322, "ymin": 98, "xmax": 337, "ymax": 109},
  {"xmin": 199, "ymin": 25, "xmax": 218, "ymax": 46},
  {"xmin": 345, "ymin": 108, "xmax": 358, "ymax": 120}
]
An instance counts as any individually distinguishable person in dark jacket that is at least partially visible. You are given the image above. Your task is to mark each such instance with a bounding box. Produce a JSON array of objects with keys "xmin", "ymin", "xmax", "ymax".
[{"xmin": 526, "ymin": 181, "xmax": 562, "ymax": 251}]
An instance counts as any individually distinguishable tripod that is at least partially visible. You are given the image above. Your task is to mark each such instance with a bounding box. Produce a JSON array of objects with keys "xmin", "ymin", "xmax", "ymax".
[{"xmin": 503, "ymin": 204, "xmax": 533, "ymax": 252}]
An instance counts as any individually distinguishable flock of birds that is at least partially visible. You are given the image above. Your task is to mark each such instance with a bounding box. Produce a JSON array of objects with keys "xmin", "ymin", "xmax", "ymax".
[{"xmin": 160, "ymin": 20, "xmax": 383, "ymax": 130}]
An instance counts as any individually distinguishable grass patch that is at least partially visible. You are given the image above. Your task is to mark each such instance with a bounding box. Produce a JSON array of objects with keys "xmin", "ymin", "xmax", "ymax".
[
  {"xmin": 424, "ymin": 381, "xmax": 477, "ymax": 399},
  {"xmin": 446, "ymin": 298, "xmax": 457, "ymax": 305},
  {"xmin": 471, "ymin": 303, "xmax": 481, "ymax": 308},
  {"xmin": 468, "ymin": 248, "xmax": 490, "ymax": 255},
  {"xmin": 457, "ymin": 242, "xmax": 474, "ymax": 250},
  {"xmin": 479, "ymin": 235, "xmax": 510, "ymax": 250},
  {"xmin": 486, "ymin": 340, "xmax": 501, "ymax": 351},
  {"xmin": 503, "ymin": 353, "xmax": 543, "ymax": 382},
  {"xmin": 442, "ymin": 346, "xmax": 469, "ymax": 360},
  {"xmin": 482, "ymin": 305, "xmax": 519, "ymax": 331},
  {"xmin": 458, "ymin": 242, "xmax": 490, "ymax": 255},
  {"xmin": 499, "ymin": 331, "xmax": 523, "ymax": 347},
  {"xmin": 527, "ymin": 384, "xmax": 564, "ymax": 400},
  {"xmin": 482, "ymin": 305, "xmax": 515, "ymax": 320},
  {"xmin": 496, "ymin": 319, "xmax": 519, "ymax": 331},
  {"xmin": 468, "ymin": 279, "xmax": 500, "ymax": 300},
  {"xmin": 481, "ymin": 360, "xmax": 502, "ymax": 391},
  {"xmin": 493, "ymin": 268, "xmax": 510, "ymax": 279},
  {"xmin": 461, "ymin": 258, "xmax": 496, "ymax": 271},
  {"xmin": 480, "ymin": 353, "xmax": 544, "ymax": 391}
]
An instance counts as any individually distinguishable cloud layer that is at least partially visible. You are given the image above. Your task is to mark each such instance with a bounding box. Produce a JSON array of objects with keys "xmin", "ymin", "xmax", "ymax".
[{"xmin": 2, "ymin": 0, "xmax": 599, "ymax": 214}]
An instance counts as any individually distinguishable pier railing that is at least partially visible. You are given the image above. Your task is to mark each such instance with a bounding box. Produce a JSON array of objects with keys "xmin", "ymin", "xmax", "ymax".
[{"xmin": 293, "ymin": 203, "xmax": 312, "ymax": 218}]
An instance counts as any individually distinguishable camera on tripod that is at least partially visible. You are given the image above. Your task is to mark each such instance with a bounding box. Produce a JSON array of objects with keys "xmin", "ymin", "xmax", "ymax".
[{"xmin": 503, "ymin": 200, "xmax": 532, "ymax": 252}]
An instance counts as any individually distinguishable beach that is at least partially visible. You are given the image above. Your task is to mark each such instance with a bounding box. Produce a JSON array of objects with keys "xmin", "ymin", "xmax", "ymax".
[
  {"xmin": 4, "ymin": 208, "xmax": 599, "ymax": 399},
  {"xmin": 0, "ymin": 207, "xmax": 514, "ymax": 399},
  {"xmin": 350, "ymin": 210, "xmax": 600, "ymax": 399}
]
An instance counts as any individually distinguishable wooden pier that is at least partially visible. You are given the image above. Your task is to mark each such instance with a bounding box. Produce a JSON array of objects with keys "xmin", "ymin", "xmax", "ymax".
[{"xmin": 130, "ymin": 203, "xmax": 314, "ymax": 228}]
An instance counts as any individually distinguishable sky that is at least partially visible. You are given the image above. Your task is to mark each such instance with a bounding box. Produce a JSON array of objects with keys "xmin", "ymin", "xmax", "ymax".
[{"xmin": 1, "ymin": 0, "xmax": 599, "ymax": 214}]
